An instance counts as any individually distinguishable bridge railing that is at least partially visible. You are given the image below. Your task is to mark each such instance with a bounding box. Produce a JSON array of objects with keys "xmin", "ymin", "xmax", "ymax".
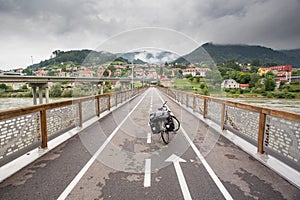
[
  {"xmin": 160, "ymin": 87, "xmax": 300, "ymax": 171},
  {"xmin": 0, "ymin": 88, "xmax": 145, "ymax": 166}
]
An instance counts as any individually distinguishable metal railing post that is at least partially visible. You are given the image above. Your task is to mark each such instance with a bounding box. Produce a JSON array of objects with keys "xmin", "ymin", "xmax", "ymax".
[
  {"xmin": 221, "ymin": 103, "xmax": 225, "ymax": 130},
  {"xmin": 78, "ymin": 101, "xmax": 83, "ymax": 127},
  {"xmin": 108, "ymin": 94, "xmax": 111, "ymax": 111},
  {"xmin": 96, "ymin": 96, "xmax": 100, "ymax": 117},
  {"xmin": 203, "ymin": 98, "xmax": 207, "ymax": 118}
]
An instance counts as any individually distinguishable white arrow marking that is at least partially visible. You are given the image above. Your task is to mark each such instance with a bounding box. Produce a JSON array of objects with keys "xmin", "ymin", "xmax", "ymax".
[{"xmin": 166, "ymin": 154, "xmax": 192, "ymax": 200}]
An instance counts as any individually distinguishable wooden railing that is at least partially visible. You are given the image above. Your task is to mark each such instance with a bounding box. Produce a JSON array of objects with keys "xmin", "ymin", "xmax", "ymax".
[
  {"xmin": 159, "ymin": 87, "xmax": 300, "ymax": 171},
  {"xmin": 0, "ymin": 87, "xmax": 146, "ymax": 166}
]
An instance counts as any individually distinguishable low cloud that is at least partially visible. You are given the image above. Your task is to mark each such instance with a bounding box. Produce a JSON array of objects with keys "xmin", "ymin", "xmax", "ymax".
[{"xmin": 0, "ymin": 0, "xmax": 299, "ymax": 70}]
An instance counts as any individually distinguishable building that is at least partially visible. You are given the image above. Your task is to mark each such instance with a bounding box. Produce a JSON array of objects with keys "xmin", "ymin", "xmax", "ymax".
[
  {"xmin": 221, "ymin": 79, "xmax": 240, "ymax": 89},
  {"xmin": 239, "ymin": 84, "xmax": 249, "ymax": 89},
  {"xmin": 78, "ymin": 70, "xmax": 94, "ymax": 77},
  {"xmin": 182, "ymin": 68, "xmax": 210, "ymax": 77},
  {"xmin": 258, "ymin": 65, "xmax": 292, "ymax": 82}
]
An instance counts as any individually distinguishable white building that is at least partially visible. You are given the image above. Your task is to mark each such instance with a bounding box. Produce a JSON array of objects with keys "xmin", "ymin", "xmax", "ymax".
[
  {"xmin": 182, "ymin": 68, "xmax": 210, "ymax": 77},
  {"xmin": 221, "ymin": 79, "xmax": 240, "ymax": 89}
]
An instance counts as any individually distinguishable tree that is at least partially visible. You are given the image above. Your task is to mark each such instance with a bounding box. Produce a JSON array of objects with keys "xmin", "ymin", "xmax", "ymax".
[
  {"xmin": 249, "ymin": 73, "xmax": 260, "ymax": 88},
  {"xmin": 236, "ymin": 72, "xmax": 251, "ymax": 84},
  {"xmin": 251, "ymin": 59, "xmax": 260, "ymax": 66},
  {"xmin": 264, "ymin": 71, "xmax": 276, "ymax": 91},
  {"xmin": 49, "ymin": 83, "xmax": 62, "ymax": 97},
  {"xmin": 0, "ymin": 83, "xmax": 8, "ymax": 90},
  {"xmin": 103, "ymin": 70, "xmax": 109, "ymax": 77}
]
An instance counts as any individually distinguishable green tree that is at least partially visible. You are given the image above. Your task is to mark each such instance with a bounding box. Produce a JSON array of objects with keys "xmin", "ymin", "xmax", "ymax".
[
  {"xmin": 0, "ymin": 83, "xmax": 8, "ymax": 90},
  {"xmin": 251, "ymin": 59, "xmax": 260, "ymax": 66},
  {"xmin": 236, "ymin": 72, "xmax": 251, "ymax": 84},
  {"xmin": 249, "ymin": 73, "xmax": 260, "ymax": 88},
  {"xmin": 49, "ymin": 83, "xmax": 62, "ymax": 97},
  {"xmin": 103, "ymin": 70, "xmax": 109, "ymax": 77},
  {"xmin": 264, "ymin": 71, "xmax": 276, "ymax": 91}
]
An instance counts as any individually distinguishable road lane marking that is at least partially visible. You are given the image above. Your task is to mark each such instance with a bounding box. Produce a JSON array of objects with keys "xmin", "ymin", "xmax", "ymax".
[
  {"xmin": 147, "ymin": 132, "xmax": 151, "ymax": 144},
  {"xmin": 180, "ymin": 127, "xmax": 233, "ymax": 200},
  {"xmin": 57, "ymin": 90, "xmax": 150, "ymax": 200},
  {"xmin": 144, "ymin": 159, "xmax": 151, "ymax": 187},
  {"xmin": 166, "ymin": 154, "xmax": 192, "ymax": 200},
  {"xmin": 156, "ymin": 88, "xmax": 233, "ymax": 200}
]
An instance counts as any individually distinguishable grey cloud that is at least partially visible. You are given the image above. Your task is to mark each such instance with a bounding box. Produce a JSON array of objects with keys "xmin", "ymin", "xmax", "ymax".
[{"xmin": 0, "ymin": 0, "xmax": 299, "ymax": 69}]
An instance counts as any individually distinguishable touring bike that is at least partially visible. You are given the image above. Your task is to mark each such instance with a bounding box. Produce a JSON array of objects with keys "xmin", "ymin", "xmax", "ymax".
[{"xmin": 149, "ymin": 101, "xmax": 180, "ymax": 144}]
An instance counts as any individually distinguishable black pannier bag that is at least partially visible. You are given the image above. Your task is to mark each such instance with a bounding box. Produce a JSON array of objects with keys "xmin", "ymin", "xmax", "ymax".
[{"xmin": 149, "ymin": 111, "xmax": 170, "ymax": 134}]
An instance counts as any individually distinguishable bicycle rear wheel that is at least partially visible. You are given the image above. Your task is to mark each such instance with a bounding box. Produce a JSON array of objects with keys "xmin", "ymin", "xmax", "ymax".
[{"xmin": 161, "ymin": 130, "xmax": 170, "ymax": 144}]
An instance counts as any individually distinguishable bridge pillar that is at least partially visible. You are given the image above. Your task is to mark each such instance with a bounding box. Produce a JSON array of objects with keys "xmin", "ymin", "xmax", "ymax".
[
  {"xmin": 29, "ymin": 83, "xmax": 48, "ymax": 105},
  {"xmin": 120, "ymin": 82, "xmax": 128, "ymax": 91},
  {"xmin": 32, "ymin": 86, "xmax": 37, "ymax": 105}
]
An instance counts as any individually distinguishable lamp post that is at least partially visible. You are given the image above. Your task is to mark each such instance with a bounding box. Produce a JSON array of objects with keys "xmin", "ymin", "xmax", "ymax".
[{"xmin": 131, "ymin": 61, "xmax": 134, "ymax": 90}]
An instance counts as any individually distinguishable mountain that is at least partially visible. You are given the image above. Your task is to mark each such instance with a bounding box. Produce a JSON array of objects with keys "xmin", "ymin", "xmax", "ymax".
[
  {"xmin": 28, "ymin": 50, "xmax": 119, "ymax": 70},
  {"xmin": 117, "ymin": 51, "xmax": 180, "ymax": 64},
  {"xmin": 173, "ymin": 43, "xmax": 300, "ymax": 68},
  {"xmin": 279, "ymin": 49, "xmax": 300, "ymax": 67}
]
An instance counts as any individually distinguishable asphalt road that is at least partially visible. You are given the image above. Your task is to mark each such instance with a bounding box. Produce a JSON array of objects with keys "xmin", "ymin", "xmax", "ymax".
[{"xmin": 0, "ymin": 87, "xmax": 299, "ymax": 200}]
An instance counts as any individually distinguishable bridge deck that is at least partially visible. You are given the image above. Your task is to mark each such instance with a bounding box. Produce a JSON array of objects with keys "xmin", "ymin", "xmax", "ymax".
[{"xmin": 0, "ymin": 88, "xmax": 299, "ymax": 200}]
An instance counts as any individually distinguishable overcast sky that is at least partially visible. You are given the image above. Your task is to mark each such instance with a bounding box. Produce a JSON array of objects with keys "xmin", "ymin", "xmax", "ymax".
[{"xmin": 1, "ymin": 0, "xmax": 300, "ymax": 70}]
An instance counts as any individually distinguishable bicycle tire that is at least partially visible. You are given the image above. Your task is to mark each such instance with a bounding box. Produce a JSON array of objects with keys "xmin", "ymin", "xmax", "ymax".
[
  {"xmin": 171, "ymin": 115, "xmax": 180, "ymax": 132},
  {"xmin": 161, "ymin": 130, "xmax": 169, "ymax": 144}
]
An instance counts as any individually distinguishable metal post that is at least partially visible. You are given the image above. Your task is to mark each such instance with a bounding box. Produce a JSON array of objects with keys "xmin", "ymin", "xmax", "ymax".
[
  {"xmin": 45, "ymin": 85, "xmax": 49, "ymax": 103},
  {"xmin": 221, "ymin": 103, "xmax": 225, "ymax": 130}
]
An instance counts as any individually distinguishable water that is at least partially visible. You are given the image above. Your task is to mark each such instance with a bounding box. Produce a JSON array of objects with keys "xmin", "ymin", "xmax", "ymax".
[
  {"xmin": 0, "ymin": 97, "xmax": 299, "ymax": 113},
  {"xmin": 225, "ymin": 98, "xmax": 300, "ymax": 113},
  {"xmin": 0, "ymin": 98, "xmax": 72, "ymax": 111}
]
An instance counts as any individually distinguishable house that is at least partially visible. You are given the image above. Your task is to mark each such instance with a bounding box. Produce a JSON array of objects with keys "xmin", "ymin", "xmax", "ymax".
[
  {"xmin": 34, "ymin": 70, "xmax": 48, "ymax": 76},
  {"xmin": 77, "ymin": 70, "xmax": 94, "ymax": 77},
  {"xmin": 57, "ymin": 72, "xmax": 67, "ymax": 77},
  {"xmin": 258, "ymin": 65, "xmax": 292, "ymax": 82},
  {"xmin": 182, "ymin": 68, "xmax": 210, "ymax": 77},
  {"xmin": 221, "ymin": 79, "xmax": 240, "ymax": 89},
  {"xmin": 239, "ymin": 84, "xmax": 249, "ymax": 89}
]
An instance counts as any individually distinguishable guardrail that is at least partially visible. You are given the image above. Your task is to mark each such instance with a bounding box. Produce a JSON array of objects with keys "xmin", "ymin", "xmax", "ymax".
[
  {"xmin": 0, "ymin": 87, "xmax": 146, "ymax": 166},
  {"xmin": 159, "ymin": 87, "xmax": 300, "ymax": 171}
]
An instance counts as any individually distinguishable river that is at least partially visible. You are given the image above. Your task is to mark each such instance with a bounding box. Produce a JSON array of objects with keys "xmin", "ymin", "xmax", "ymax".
[
  {"xmin": 0, "ymin": 98, "xmax": 72, "ymax": 111},
  {"xmin": 0, "ymin": 97, "xmax": 299, "ymax": 113}
]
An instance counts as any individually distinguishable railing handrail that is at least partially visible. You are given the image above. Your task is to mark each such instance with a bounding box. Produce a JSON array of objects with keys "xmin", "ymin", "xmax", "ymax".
[
  {"xmin": 160, "ymin": 87, "xmax": 300, "ymax": 172},
  {"xmin": 193, "ymin": 93, "xmax": 300, "ymax": 122},
  {"xmin": 0, "ymin": 93, "xmax": 118, "ymax": 120}
]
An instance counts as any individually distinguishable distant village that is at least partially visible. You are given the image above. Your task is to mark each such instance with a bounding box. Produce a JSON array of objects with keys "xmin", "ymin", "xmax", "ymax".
[{"xmin": 0, "ymin": 61, "xmax": 299, "ymax": 93}]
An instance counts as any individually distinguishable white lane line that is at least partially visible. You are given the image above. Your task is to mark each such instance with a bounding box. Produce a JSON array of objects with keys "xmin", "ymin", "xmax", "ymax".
[
  {"xmin": 180, "ymin": 127, "xmax": 233, "ymax": 200},
  {"xmin": 144, "ymin": 159, "xmax": 151, "ymax": 187},
  {"xmin": 166, "ymin": 154, "xmax": 192, "ymax": 200},
  {"xmin": 147, "ymin": 132, "xmax": 151, "ymax": 144},
  {"xmin": 155, "ymin": 88, "xmax": 233, "ymax": 200},
  {"xmin": 57, "ymin": 90, "xmax": 149, "ymax": 200}
]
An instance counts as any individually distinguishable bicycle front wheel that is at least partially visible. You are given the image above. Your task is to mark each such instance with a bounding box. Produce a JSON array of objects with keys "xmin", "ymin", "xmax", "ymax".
[
  {"xmin": 171, "ymin": 116, "xmax": 180, "ymax": 132},
  {"xmin": 161, "ymin": 130, "xmax": 170, "ymax": 144}
]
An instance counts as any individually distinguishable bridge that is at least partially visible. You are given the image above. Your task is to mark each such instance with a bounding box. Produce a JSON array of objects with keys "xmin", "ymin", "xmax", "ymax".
[
  {"xmin": 0, "ymin": 87, "xmax": 299, "ymax": 199},
  {"xmin": 0, "ymin": 75, "xmax": 156, "ymax": 105}
]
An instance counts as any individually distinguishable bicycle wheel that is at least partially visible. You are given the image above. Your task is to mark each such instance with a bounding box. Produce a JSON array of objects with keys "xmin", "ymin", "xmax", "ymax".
[
  {"xmin": 171, "ymin": 116, "xmax": 180, "ymax": 132},
  {"xmin": 161, "ymin": 130, "xmax": 170, "ymax": 144}
]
